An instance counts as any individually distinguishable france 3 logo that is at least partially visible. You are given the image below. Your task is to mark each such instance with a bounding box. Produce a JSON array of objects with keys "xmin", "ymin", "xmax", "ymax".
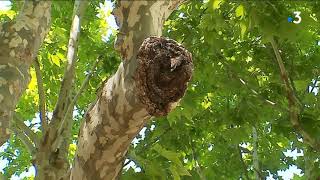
[{"xmin": 287, "ymin": 11, "xmax": 301, "ymax": 24}]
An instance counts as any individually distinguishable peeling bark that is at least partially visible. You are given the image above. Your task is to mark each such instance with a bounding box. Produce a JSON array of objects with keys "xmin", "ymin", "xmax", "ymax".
[
  {"xmin": 0, "ymin": 0, "xmax": 51, "ymax": 146},
  {"xmin": 70, "ymin": 1, "xmax": 190, "ymax": 179}
]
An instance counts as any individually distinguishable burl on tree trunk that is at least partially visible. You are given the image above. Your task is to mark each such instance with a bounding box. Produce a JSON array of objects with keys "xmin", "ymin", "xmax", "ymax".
[{"xmin": 70, "ymin": 1, "xmax": 191, "ymax": 179}]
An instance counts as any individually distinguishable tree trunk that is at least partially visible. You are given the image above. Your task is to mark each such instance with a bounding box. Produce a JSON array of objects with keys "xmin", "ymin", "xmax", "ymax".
[
  {"xmin": 0, "ymin": 0, "xmax": 51, "ymax": 146},
  {"xmin": 70, "ymin": 1, "xmax": 192, "ymax": 179}
]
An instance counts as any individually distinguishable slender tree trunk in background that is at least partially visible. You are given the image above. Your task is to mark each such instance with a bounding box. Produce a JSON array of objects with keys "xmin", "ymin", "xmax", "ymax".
[
  {"xmin": 252, "ymin": 126, "xmax": 260, "ymax": 180},
  {"xmin": 0, "ymin": 0, "xmax": 51, "ymax": 146},
  {"xmin": 70, "ymin": 1, "xmax": 192, "ymax": 179}
]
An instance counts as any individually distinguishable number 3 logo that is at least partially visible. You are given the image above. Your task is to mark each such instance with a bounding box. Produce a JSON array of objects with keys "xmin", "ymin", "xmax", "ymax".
[{"xmin": 293, "ymin": 11, "xmax": 301, "ymax": 24}]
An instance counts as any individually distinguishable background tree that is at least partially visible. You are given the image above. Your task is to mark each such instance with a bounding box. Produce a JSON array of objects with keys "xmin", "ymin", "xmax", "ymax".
[{"xmin": 1, "ymin": 0, "xmax": 320, "ymax": 180}]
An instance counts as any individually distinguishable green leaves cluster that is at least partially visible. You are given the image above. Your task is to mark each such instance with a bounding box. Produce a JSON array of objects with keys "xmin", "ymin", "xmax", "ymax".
[
  {"xmin": 1, "ymin": 0, "xmax": 320, "ymax": 179},
  {"xmin": 123, "ymin": 0, "xmax": 320, "ymax": 179}
]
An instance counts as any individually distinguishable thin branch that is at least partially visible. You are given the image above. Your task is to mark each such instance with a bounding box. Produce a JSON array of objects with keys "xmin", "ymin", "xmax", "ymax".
[
  {"xmin": 270, "ymin": 37, "xmax": 320, "ymax": 150},
  {"xmin": 12, "ymin": 126, "xmax": 35, "ymax": 155},
  {"xmin": 52, "ymin": 0, "xmax": 88, "ymax": 123},
  {"xmin": 54, "ymin": 57, "xmax": 101, "ymax": 150},
  {"xmin": 33, "ymin": 58, "xmax": 47, "ymax": 132},
  {"xmin": 238, "ymin": 145, "xmax": 250, "ymax": 180},
  {"xmin": 64, "ymin": 57, "xmax": 101, "ymax": 123},
  {"xmin": 13, "ymin": 114, "xmax": 39, "ymax": 146}
]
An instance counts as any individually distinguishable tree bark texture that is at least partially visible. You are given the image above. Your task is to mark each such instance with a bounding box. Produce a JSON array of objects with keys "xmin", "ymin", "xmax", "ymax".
[
  {"xmin": 0, "ymin": 0, "xmax": 51, "ymax": 146},
  {"xmin": 70, "ymin": 1, "xmax": 192, "ymax": 180},
  {"xmin": 33, "ymin": 1, "xmax": 87, "ymax": 179}
]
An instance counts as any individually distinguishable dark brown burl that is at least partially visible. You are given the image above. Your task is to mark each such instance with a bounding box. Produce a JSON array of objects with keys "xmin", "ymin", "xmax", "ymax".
[{"xmin": 135, "ymin": 36, "xmax": 193, "ymax": 116}]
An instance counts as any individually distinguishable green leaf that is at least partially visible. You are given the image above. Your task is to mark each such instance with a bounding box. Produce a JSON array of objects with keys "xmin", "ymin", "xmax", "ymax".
[
  {"xmin": 50, "ymin": 54, "xmax": 61, "ymax": 67},
  {"xmin": 212, "ymin": 0, "xmax": 224, "ymax": 10},
  {"xmin": 152, "ymin": 144, "xmax": 182, "ymax": 166},
  {"xmin": 294, "ymin": 80, "xmax": 308, "ymax": 92},
  {"xmin": 235, "ymin": 5, "xmax": 244, "ymax": 18}
]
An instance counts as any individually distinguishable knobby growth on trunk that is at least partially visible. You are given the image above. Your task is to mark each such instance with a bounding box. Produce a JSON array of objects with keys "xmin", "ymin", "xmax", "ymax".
[{"xmin": 136, "ymin": 37, "xmax": 193, "ymax": 116}]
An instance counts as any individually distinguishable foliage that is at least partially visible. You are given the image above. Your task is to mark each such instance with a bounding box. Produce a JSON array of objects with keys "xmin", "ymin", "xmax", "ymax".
[{"xmin": 1, "ymin": 0, "xmax": 320, "ymax": 179}]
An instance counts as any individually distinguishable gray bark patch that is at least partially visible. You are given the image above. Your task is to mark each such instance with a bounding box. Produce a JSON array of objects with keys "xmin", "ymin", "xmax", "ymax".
[{"xmin": 136, "ymin": 36, "xmax": 193, "ymax": 116}]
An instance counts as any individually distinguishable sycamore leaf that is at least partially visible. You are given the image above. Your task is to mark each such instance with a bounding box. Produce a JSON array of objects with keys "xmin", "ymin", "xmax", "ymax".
[
  {"xmin": 235, "ymin": 5, "xmax": 244, "ymax": 18},
  {"xmin": 240, "ymin": 21, "xmax": 247, "ymax": 38},
  {"xmin": 169, "ymin": 165, "xmax": 181, "ymax": 180},
  {"xmin": 27, "ymin": 68, "xmax": 37, "ymax": 91},
  {"xmin": 213, "ymin": 0, "xmax": 224, "ymax": 10},
  {"xmin": 153, "ymin": 144, "xmax": 182, "ymax": 166},
  {"xmin": 294, "ymin": 80, "xmax": 308, "ymax": 92},
  {"xmin": 51, "ymin": 54, "xmax": 61, "ymax": 67},
  {"xmin": 0, "ymin": 10, "xmax": 16, "ymax": 19}
]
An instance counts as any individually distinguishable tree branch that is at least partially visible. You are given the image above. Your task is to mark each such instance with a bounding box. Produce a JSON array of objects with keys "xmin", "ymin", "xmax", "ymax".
[
  {"xmin": 33, "ymin": 58, "xmax": 47, "ymax": 133},
  {"xmin": 53, "ymin": 56, "xmax": 101, "ymax": 150},
  {"xmin": 51, "ymin": 0, "xmax": 88, "ymax": 124},
  {"xmin": 270, "ymin": 37, "xmax": 320, "ymax": 150},
  {"xmin": 13, "ymin": 114, "xmax": 39, "ymax": 146},
  {"xmin": 11, "ymin": 125, "xmax": 35, "ymax": 155},
  {"xmin": 33, "ymin": 2, "xmax": 88, "ymax": 178}
]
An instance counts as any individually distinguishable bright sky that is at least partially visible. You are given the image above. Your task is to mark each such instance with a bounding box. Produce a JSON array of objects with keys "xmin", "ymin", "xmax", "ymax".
[{"xmin": 0, "ymin": 0, "xmax": 306, "ymax": 179}]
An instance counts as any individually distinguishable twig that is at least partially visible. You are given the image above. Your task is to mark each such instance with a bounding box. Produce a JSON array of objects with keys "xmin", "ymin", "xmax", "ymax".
[
  {"xmin": 13, "ymin": 114, "xmax": 38, "ymax": 146},
  {"xmin": 65, "ymin": 57, "xmax": 101, "ymax": 120},
  {"xmin": 270, "ymin": 37, "xmax": 320, "ymax": 150},
  {"xmin": 13, "ymin": 126, "xmax": 35, "ymax": 155},
  {"xmin": 33, "ymin": 58, "xmax": 47, "ymax": 132}
]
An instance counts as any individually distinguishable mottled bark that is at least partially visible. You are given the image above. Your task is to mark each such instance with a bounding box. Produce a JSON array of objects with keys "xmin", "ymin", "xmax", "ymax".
[
  {"xmin": 70, "ymin": 1, "xmax": 191, "ymax": 180},
  {"xmin": 0, "ymin": 0, "xmax": 51, "ymax": 146},
  {"xmin": 33, "ymin": 1, "xmax": 87, "ymax": 180}
]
